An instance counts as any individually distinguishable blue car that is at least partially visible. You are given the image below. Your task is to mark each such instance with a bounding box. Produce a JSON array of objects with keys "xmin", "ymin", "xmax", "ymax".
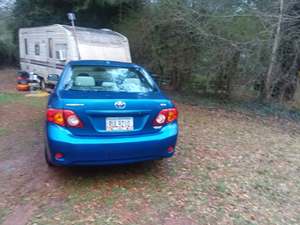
[{"xmin": 45, "ymin": 60, "xmax": 178, "ymax": 166}]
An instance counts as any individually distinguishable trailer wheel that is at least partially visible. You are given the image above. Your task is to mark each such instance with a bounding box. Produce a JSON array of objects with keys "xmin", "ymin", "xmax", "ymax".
[{"xmin": 40, "ymin": 78, "xmax": 46, "ymax": 90}]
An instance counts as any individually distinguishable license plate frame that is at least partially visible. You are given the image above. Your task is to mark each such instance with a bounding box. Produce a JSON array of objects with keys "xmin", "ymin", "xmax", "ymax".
[{"xmin": 106, "ymin": 117, "xmax": 134, "ymax": 132}]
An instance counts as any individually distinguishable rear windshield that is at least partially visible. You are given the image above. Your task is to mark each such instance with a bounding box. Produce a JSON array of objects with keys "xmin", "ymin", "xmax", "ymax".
[{"xmin": 63, "ymin": 65, "xmax": 156, "ymax": 93}]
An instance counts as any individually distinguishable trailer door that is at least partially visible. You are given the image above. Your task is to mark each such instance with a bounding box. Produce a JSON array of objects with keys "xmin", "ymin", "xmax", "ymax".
[{"xmin": 47, "ymin": 37, "xmax": 57, "ymax": 77}]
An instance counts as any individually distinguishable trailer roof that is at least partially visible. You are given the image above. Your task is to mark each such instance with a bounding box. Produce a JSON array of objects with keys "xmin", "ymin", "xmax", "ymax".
[
  {"xmin": 61, "ymin": 25, "xmax": 125, "ymax": 39},
  {"xmin": 19, "ymin": 24, "xmax": 127, "ymax": 40},
  {"xmin": 68, "ymin": 60, "xmax": 138, "ymax": 68}
]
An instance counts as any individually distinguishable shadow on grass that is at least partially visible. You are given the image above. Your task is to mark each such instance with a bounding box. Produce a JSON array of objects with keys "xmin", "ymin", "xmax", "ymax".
[{"xmin": 51, "ymin": 160, "xmax": 164, "ymax": 180}]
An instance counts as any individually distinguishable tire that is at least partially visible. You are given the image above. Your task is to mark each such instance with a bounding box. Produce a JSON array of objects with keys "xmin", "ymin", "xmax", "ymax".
[
  {"xmin": 45, "ymin": 147, "xmax": 54, "ymax": 167},
  {"xmin": 40, "ymin": 78, "xmax": 46, "ymax": 90}
]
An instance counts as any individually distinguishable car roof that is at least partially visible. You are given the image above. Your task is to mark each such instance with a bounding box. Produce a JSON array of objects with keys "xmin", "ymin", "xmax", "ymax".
[{"xmin": 68, "ymin": 60, "xmax": 139, "ymax": 68}]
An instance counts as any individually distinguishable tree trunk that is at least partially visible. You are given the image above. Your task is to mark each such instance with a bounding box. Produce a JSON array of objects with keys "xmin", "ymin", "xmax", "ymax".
[
  {"xmin": 119, "ymin": 3, "xmax": 123, "ymax": 23},
  {"xmin": 264, "ymin": 0, "xmax": 284, "ymax": 101},
  {"xmin": 226, "ymin": 50, "xmax": 240, "ymax": 99}
]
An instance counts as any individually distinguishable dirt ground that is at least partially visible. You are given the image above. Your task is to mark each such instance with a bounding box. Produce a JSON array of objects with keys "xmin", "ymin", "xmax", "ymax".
[
  {"xmin": 0, "ymin": 68, "xmax": 300, "ymax": 225},
  {"xmin": 0, "ymin": 68, "xmax": 18, "ymax": 93}
]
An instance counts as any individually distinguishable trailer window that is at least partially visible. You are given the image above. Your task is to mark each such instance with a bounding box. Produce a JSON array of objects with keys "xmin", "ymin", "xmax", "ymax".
[
  {"xmin": 24, "ymin": 39, "xmax": 28, "ymax": 55},
  {"xmin": 34, "ymin": 43, "xmax": 40, "ymax": 56},
  {"xmin": 48, "ymin": 38, "xmax": 53, "ymax": 58}
]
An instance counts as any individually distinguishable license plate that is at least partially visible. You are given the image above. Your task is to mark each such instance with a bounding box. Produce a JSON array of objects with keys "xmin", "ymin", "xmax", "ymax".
[{"xmin": 106, "ymin": 117, "xmax": 134, "ymax": 132}]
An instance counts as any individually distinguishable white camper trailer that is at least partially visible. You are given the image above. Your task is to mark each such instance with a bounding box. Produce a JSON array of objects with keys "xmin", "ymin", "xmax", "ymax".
[{"xmin": 19, "ymin": 24, "xmax": 132, "ymax": 87}]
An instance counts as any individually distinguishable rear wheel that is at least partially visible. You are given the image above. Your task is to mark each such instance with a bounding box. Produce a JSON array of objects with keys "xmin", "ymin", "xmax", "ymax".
[{"xmin": 45, "ymin": 147, "xmax": 54, "ymax": 167}]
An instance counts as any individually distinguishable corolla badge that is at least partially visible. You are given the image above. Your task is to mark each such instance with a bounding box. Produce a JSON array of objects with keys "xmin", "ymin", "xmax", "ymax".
[{"xmin": 114, "ymin": 101, "xmax": 126, "ymax": 109}]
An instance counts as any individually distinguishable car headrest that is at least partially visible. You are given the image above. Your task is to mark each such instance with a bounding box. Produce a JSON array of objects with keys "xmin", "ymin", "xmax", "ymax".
[
  {"xmin": 123, "ymin": 78, "xmax": 141, "ymax": 86},
  {"xmin": 77, "ymin": 73, "xmax": 90, "ymax": 77},
  {"xmin": 102, "ymin": 82, "xmax": 118, "ymax": 91},
  {"xmin": 102, "ymin": 82, "xmax": 116, "ymax": 88},
  {"xmin": 75, "ymin": 76, "xmax": 96, "ymax": 87}
]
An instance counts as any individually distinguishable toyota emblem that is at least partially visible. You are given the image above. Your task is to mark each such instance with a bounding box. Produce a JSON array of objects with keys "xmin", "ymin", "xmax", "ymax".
[{"xmin": 114, "ymin": 101, "xmax": 126, "ymax": 109}]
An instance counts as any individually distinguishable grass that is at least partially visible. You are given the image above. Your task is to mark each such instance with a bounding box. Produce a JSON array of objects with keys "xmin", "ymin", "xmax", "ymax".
[
  {"xmin": 0, "ymin": 92, "xmax": 24, "ymax": 104},
  {"xmin": 0, "ymin": 208, "xmax": 11, "ymax": 224},
  {"xmin": 0, "ymin": 127, "xmax": 9, "ymax": 137},
  {"xmin": 231, "ymin": 213, "xmax": 256, "ymax": 225},
  {"xmin": 0, "ymin": 92, "xmax": 47, "ymax": 107}
]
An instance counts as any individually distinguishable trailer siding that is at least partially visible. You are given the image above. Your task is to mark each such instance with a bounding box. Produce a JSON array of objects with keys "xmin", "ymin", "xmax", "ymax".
[{"xmin": 19, "ymin": 24, "xmax": 131, "ymax": 83}]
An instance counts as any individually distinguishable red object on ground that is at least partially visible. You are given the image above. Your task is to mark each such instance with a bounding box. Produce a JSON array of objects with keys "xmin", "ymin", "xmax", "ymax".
[{"xmin": 17, "ymin": 84, "xmax": 29, "ymax": 91}]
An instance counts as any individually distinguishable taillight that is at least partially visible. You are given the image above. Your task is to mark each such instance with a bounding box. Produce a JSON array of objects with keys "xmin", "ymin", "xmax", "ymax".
[
  {"xmin": 47, "ymin": 109, "xmax": 83, "ymax": 128},
  {"xmin": 47, "ymin": 109, "xmax": 65, "ymax": 126},
  {"xmin": 153, "ymin": 108, "xmax": 178, "ymax": 126},
  {"xmin": 64, "ymin": 110, "xmax": 83, "ymax": 128}
]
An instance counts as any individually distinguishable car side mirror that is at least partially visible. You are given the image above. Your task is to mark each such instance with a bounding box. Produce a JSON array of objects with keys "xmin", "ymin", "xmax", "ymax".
[
  {"xmin": 151, "ymin": 74, "xmax": 159, "ymax": 81},
  {"xmin": 47, "ymin": 74, "xmax": 59, "ymax": 90}
]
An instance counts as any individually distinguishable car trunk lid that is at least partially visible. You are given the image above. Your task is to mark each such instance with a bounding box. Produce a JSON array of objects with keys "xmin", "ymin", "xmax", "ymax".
[{"xmin": 59, "ymin": 90, "xmax": 171, "ymax": 136}]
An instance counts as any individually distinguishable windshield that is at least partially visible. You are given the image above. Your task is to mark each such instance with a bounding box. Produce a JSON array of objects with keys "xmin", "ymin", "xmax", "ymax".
[{"xmin": 63, "ymin": 65, "xmax": 156, "ymax": 93}]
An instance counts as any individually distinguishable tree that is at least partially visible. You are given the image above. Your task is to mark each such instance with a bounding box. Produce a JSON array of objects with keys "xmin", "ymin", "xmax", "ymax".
[
  {"xmin": 118, "ymin": 0, "xmax": 271, "ymax": 96},
  {"xmin": 0, "ymin": 4, "xmax": 16, "ymax": 65},
  {"xmin": 259, "ymin": 0, "xmax": 300, "ymax": 102}
]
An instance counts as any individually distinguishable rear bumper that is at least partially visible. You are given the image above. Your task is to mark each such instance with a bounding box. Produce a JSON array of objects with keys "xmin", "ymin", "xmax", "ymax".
[{"xmin": 45, "ymin": 123, "xmax": 178, "ymax": 166}]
